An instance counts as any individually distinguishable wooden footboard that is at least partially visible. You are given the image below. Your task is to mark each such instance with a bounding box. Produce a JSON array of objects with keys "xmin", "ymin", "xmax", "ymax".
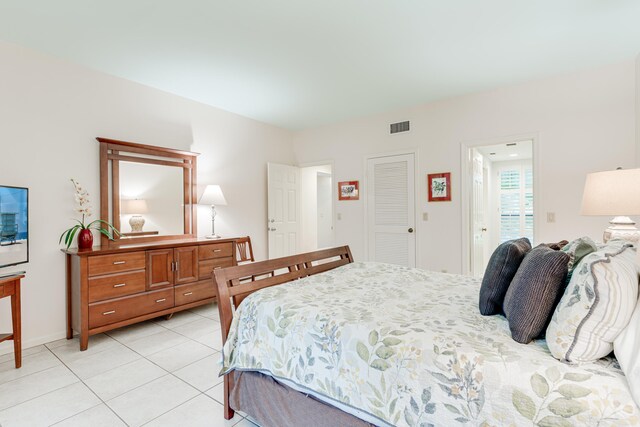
[{"xmin": 213, "ymin": 245, "xmax": 354, "ymax": 419}]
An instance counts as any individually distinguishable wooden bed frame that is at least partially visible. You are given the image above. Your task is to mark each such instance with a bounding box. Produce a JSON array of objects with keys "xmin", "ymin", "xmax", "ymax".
[{"xmin": 213, "ymin": 245, "xmax": 354, "ymax": 420}]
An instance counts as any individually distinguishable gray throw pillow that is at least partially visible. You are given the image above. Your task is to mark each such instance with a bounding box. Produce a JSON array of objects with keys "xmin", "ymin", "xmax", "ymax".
[
  {"xmin": 503, "ymin": 245, "xmax": 569, "ymax": 344},
  {"xmin": 479, "ymin": 237, "xmax": 531, "ymax": 315}
]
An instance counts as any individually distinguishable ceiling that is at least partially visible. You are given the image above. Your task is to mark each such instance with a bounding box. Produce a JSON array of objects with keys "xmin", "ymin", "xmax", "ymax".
[
  {"xmin": 1, "ymin": 1, "xmax": 640, "ymax": 130},
  {"xmin": 476, "ymin": 140, "xmax": 533, "ymax": 163}
]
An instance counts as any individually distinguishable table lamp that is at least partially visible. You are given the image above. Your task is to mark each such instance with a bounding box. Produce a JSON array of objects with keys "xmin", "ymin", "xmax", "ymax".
[
  {"xmin": 122, "ymin": 199, "xmax": 148, "ymax": 232},
  {"xmin": 581, "ymin": 168, "xmax": 640, "ymax": 243},
  {"xmin": 199, "ymin": 185, "xmax": 227, "ymax": 239}
]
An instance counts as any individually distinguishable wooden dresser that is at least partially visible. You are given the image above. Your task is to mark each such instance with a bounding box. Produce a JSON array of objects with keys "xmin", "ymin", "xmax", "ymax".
[{"xmin": 64, "ymin": 238, "xmax": 236, "ymax": 350}]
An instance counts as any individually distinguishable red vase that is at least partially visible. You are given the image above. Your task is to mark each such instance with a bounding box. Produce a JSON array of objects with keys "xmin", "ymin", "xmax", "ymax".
[{"xmin": 78, "ymin": 229, "xmax": 93, "ymax": 250}]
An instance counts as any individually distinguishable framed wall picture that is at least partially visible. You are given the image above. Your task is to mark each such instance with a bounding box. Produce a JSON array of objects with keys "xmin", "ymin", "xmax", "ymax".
[
  {"xmin": 338, "ymin": 181, "xmax": 359, "ymax": 200},
  {"xmin": 428, "ymin": 172, "xmax": 451, "ymax": 202}
]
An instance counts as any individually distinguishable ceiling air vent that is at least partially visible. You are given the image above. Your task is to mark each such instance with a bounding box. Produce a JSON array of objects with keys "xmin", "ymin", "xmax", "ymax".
[{"xmin": 390, "ymin": 121, "xmax": 410, "ymax": 134}]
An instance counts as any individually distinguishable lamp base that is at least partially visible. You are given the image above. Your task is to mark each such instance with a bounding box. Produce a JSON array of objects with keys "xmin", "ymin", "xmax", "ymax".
[
  {"xmin": 205, "ymin": 234, "xmax": 222, "ymax": 239},
  {"xmin": 129, "ymin": 215, "xmax": 145, "ymax": 232},
  {"xmin": 603, "ymin": 216, "xmax": 640, "ymax": 243}
]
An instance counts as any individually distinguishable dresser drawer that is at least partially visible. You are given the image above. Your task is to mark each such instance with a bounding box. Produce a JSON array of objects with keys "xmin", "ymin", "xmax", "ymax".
[
  {"xmin": 198, "ymin": 257, "xmax": 234, "ymax": 280},
  {"xmin": 175, "ymin": 281, "xmax": 216, "ymax": 306},
  {"xmin": 198, "ymin": 243, "xmax": 233, "ymax": 260},
  {"xmin": 88, "ymin": 288, "xmax": 174, "ymax": 329},
  {"xmin": 88, "ymin": 251, "xmax": 146, "ymax": 277},
  {"xmin": 88, "ymin": 270, "xmax": 146, "ymax": 303}
]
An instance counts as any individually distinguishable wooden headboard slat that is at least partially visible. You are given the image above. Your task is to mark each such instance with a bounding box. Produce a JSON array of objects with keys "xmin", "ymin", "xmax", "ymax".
[
  {"xmin": 227, "ymin": 270, "xmax": 305, "ymax": 297},
  {"xmin": 302, "ymin": 257, "xmax": 351, "ymax": 277}
]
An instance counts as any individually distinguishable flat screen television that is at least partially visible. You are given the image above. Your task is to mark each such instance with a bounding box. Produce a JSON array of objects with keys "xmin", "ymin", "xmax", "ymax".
[{"xmin": 0, "ymin": 185, "xmax": 29, "ymax": 269}]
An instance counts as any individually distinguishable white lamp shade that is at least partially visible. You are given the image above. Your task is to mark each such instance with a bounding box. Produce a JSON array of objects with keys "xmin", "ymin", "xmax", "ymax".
[
  {"xmin": 121, "ymin": 199, "xmax": 148, "ymax": 215},
  {"xmin": 200, "ymin": 185, "xmax": 227, "ymax": 206},
  {"xmin": 581, "ymin": 168, "xmax": 640, "ymax": 216}
]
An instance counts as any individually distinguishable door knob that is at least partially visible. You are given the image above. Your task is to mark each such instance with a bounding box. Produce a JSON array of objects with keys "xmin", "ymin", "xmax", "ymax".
[
  {"xmin": 268, "ymin": 227, "xmax": 276, "ymax": 231},
  {"xmin": 481, "ymin": 227, "xmax": 487, "ymax": 232},
  {"xmin": 408, "ymin": 228, "xmax": 414, "ymax": 233}
]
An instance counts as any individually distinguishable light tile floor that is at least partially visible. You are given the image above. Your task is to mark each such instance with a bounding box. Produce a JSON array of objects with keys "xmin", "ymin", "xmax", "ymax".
[{"xmin": 0, "ymin": 304, "xmax": 258, "ymax": 427}]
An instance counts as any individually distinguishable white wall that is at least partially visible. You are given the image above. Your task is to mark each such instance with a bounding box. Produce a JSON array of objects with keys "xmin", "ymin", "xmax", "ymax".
[
  {"xmin": 0, "ymin": 41, "xmax": 294, "ymax": 353},
  {"xmin": 293, "ymin": 60, "xmax": 637, "ymax": 273},
  {"xmin": 637, "ymin": 54, "xmax": 640, "ymax": 167}
]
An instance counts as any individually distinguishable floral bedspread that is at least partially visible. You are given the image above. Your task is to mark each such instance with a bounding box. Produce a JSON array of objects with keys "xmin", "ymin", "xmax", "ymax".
[{"xmin": 221, "ymin": 262, "xmax": 640, "ymax": 426}]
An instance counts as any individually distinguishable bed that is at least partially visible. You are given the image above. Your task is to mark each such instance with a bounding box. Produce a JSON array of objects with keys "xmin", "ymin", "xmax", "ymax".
[{"xmin": 214, "ymin": 246, "xmax": 640, "ymax": 426}]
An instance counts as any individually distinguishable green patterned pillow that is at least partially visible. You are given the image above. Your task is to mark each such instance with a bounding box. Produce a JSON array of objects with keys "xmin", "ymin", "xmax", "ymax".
[
  {"xmin": 546, "ymin": 241, "xmax": 639, "ymax": 363},
  {"xmin": 561, "ymin": 236, "xmax": 598, "ymax": 278}
]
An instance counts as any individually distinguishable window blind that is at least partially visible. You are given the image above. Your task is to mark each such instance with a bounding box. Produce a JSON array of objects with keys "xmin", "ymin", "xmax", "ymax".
[{"xmin": 499, "ymin": 165, "xmax": 533, "ymax": 243}]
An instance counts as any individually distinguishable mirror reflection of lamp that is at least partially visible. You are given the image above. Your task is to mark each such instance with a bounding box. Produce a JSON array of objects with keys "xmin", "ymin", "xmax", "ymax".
[
  {"xmin": 199, "ymin": 185, "xmax": 227, "ymax": 239},
  {"xmin": 122, "ymin": 199, "xmax": 149, "ymax": 233},
  {"xmin": 581, "ymin": 168, "xmax": 640, "ymax": 243}
]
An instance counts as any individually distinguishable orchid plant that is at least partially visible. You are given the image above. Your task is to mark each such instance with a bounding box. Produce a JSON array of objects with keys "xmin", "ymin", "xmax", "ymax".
[{"xmin": 59, "ymin": 179, "xmax": 119, "ymax": 249}]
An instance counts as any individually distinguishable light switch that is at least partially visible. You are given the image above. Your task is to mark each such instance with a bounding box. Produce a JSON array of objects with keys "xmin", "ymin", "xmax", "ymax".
[
  {"xmin": 337, "ymin": 213, "xmax": 342, "ymax": 220},
  {"xmin": 547, "ymin": 212, "xmax": 556, "ymax": 223},
  {"xmin": 422, "ymin": 212, "xmax": 429, "ymax": 221}
]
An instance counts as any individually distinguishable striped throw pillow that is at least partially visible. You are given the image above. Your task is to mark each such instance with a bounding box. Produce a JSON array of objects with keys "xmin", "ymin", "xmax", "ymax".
[{"xmin": 546, "ymin": 241, "xmax": 639, "ymax": 363}]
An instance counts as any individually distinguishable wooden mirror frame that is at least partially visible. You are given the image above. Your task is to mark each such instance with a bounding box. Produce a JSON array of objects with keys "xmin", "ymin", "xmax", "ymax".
[{"xmin": 97, "ymin": 137, "xmax": 199, "ymax": 247}]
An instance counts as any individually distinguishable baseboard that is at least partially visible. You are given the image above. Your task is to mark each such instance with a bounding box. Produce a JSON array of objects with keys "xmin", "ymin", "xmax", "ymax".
[{"xmin": 0, "ymin": 331, "xmax": 67, "ymax": 356}]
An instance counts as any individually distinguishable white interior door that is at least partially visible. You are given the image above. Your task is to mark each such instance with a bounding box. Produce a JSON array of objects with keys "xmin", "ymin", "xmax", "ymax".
[
  {"xmin": 471, "ymin": 149, "xmax": 487, "ymax": 276},
  {"xmin": 367, "ymin": 153, "xmax": 416, "ymax": 267},
  {"xmin": 267, "ymin": 163, "xmax": 300, "ymax": 259}
]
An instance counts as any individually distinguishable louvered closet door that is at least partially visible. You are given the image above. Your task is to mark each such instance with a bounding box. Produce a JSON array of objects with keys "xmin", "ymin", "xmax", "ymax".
[{"xmin": 367, "ymin": 153, "xmax": 415, "ymax": 267}]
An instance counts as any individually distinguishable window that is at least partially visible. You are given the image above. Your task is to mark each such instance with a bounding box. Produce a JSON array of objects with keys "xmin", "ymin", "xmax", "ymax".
[{"xmin": 498, "ymin": 163, "xmax": 533, "ymax": 243}]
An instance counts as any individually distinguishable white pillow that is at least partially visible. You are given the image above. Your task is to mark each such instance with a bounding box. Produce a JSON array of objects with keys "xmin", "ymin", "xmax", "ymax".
[
  {"xmin": 614, "ymin": 293, "xmax": 640, "ymax": 407},
  {"xmin": 546, "ymin": 241, "xmax": 639, "ymax": 363}
]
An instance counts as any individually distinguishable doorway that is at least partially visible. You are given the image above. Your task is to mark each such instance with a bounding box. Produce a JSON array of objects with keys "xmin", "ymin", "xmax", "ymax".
[
  {"xmin": 267, "ymin": 162, "xmax": 334, "ymax": 259},
  {"xmin": 299, "ymin": 163, "xmax": 334, "ymax": 253},
  {"xmin": 316, "ymin": 172, "xmax": 333, "ymax": 248},
  {"xmin": 463, "ymin": 140, "xmax": 535, "ymax": 276},
  {"xmin": 267, "ymin": 163, "xmax": 301, "ymax": 259}
]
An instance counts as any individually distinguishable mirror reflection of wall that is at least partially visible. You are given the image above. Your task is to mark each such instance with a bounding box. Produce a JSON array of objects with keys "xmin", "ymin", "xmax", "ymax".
[{"xmin": 119, "ymin": 161, "xmax": 184, "ymax": 236}]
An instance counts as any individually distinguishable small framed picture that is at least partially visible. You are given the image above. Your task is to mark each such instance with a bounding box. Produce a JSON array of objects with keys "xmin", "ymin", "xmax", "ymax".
[
  {"xmin": 428, "ymin": 172, "xmax": 451, "ymax": 202},
  {"xmin": 338, "ymin": 181, "xmax": 359, "ymax": 200}
]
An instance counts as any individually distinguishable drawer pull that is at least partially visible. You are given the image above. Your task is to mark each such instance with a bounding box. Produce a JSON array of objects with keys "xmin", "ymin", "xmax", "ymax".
[
  {"xmin": 103, "ymin": 310, "xmax": 116, "ymax": 316},
  {"xmin": 155, "ymin": 298, "xmax": 167, "ymax": 303},
  {"xmin": 183, "ymin": 292, "xmax": 194, "ymax": 296},
  {"xmin": 113, "ymin": 261, "xmax": 126, "ymax": 265},
  {"xmin": 214, "ymin": 266, "xmax": 222, "ymax": 270},
  {"xmin": 113, "ymin": 283, "xmax": 126, "ymax": 288},
  {"xmin": 214, "ymin": 249, "xmax": 222, "ymax": 253}
]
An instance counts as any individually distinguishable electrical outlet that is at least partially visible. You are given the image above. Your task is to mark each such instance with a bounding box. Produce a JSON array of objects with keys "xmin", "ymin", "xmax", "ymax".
[
  {"xmin": 547, "ymin": 212, "xmax": 555, "ymax": 223},
  {"xmin": 423, "ymin": 212, "xmax": 429, "ymax": 221}
]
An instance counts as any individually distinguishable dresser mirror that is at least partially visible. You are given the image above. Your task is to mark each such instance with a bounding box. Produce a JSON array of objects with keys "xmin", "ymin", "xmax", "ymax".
[{"xmin": 98, "ymin": 137, "xmax": 198, "ymax": 246}]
